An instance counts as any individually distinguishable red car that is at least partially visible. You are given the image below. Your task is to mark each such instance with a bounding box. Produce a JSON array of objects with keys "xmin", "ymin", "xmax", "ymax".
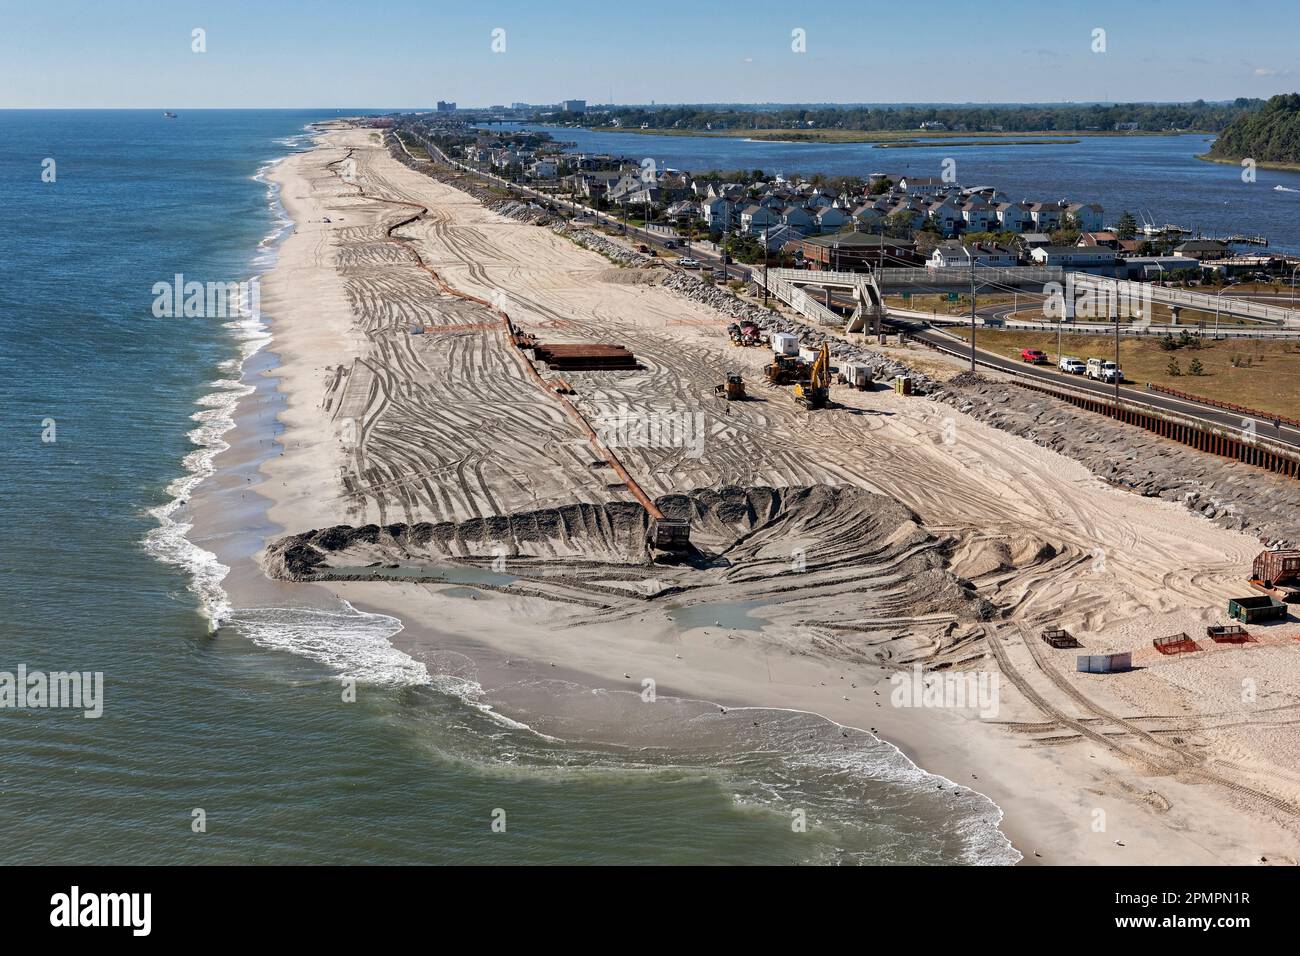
[{"xmin": 1020, "ymin": 348, "xmax": 1048, "ymax": 364}]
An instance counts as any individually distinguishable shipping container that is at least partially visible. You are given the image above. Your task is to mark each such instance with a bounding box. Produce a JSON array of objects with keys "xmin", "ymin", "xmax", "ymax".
[{"xmin": 840, "ymin": 362, "xmax": 874, "ymax": 390}]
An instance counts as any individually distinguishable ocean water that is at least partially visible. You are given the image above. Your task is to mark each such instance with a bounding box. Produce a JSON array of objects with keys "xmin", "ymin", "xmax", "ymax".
[{"xmin": 0, "ymin": 109, "xmax": 1016, "ymax": 865}]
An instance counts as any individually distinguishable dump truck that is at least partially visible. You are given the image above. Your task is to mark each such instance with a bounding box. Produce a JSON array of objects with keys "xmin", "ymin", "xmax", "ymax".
[
  {"xmin": 1252, "ymin": 549, "xmax": 1300, "ymax": 589},
  {"xmin": 1227, "ymin": 595, "xmax": 1287, "ymax": 624}
]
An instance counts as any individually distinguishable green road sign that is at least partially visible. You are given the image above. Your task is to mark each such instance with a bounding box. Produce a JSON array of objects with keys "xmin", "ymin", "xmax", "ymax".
[{"xmin": 947, "ymin": 292, "xmax": 960, "ymax": 302}]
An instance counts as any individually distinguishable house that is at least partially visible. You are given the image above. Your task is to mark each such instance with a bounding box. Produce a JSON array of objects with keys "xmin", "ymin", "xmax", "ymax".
[
  {"xmin": 928, "ymin": 241, "xmax": 1020, "ymax": 269},
  {"xmin": 1027, "ymin": 201, "xmax": 1063, "ymax": 231},
  {"xmin": 793, "ymin": 232, "xmax": 923, "ymax": 271},
  {"xmin": 1120, "ymin": 256, "xmax": 1202, "ymax": 280},
  {"xmin": 1174, "ymin": 239, "xmax": 1230, "ymax": 261},
  {"xmin": 898, "ymin": 175, "xmax": 952, "ymax": 197},
  {"xmin": 740, "ymin": 204, "xmax": 781, "ymax": 235},
  {"xmin": 774, "ymin": 205, "xmax": 810, "ymax": 232},
  {"xmin": 959, "ymin": 194, "xmax": 999, "ymax": 233},
  {"xmin": 663, "ymin": 199, "xmax": 699, "ymax": 224},
  {"xmin": 995, "ymin": 202, "xmax": 1033, "ymax": 233},
  {"xmin": 529, "ymin": 159, "xmax": 559, "ymax": 179},
  {"xmin": 701, "ymin": 196, "xmax": 738, "ymax": 233},
  {"xmin": 1029, "ymin": 246, "xmax": 1118, "ymax": 272},
  {"xmin": 925, "ymin": 196, "xmax": 966, "ymax": 236},
  {"xmin": 1065, "ymin": 202, "xmax": 1104, "ymax": 231},
  {"xmin": 815, "ymin": 206, "xmax": 849, "ymax": 233},
  {"xmin": 1019, "ymin": 232, "xmax": 1053, "ymax": 249}
]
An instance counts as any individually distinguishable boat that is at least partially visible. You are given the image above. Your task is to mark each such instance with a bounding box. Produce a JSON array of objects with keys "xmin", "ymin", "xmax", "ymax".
[{"xmin": 163, "ymin": 111, "xmax": 177, "ymax": 119}]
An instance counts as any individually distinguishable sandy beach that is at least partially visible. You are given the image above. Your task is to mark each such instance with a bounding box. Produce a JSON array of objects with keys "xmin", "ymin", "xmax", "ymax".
[{"xmin": 203, "ymin": 122, "xmax": 1300, "ymax": 866}]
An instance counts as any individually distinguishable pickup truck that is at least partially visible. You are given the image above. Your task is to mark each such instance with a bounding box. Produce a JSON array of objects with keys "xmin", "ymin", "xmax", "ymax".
[
  {"xmin": 1019, "ymin": 348, "xmax": 1048, "ymax": 364},
  {"xmin": 1059, "ymin": 356, "xmax": 1086, "ymax": 374}
]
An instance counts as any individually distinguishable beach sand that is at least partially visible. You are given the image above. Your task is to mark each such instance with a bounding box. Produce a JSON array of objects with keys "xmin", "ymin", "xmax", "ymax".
[{"xmin": 195, "ymin": 122, "xmax": 1300, "ymax": 866}]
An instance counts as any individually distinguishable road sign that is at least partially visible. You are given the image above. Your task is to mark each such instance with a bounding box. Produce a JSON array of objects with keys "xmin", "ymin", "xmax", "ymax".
[{"xmin": 947, "ymin": 293, "xmax": 960, "ymax": 302}]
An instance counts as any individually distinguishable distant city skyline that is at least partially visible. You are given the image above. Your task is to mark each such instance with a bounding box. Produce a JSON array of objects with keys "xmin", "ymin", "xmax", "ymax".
[{"xmin": 2, "ymin": 0, "xmax": 1297, "ymax": 109}]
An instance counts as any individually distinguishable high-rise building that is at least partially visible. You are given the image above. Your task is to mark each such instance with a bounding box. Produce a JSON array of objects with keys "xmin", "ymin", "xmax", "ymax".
[
  {"xmin": 561, "ymin": 100, "xmax": 586, "ymax": 113},
  {"xmin": 435, "ymin": 101, "xmax": 457, "ymax": 112}
]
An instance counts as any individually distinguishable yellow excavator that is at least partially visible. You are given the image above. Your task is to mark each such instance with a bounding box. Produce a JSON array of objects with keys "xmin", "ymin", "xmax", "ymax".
[{"xmin": 794, "ymin": 342, "xmax": 831, "ymax": 410}]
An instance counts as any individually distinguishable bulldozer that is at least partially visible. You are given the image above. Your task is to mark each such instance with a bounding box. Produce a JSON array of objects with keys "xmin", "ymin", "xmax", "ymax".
[
  {"xmin": 764, "ymin": 354, "xmax": 808, "ymax": 386},
  {"xmin": 794, "ymin": 342, "xmax": 831, "ymax": 410},
  {"xmin": 715, "ymin": 373, "xmax": 745, "ymax": 401}
]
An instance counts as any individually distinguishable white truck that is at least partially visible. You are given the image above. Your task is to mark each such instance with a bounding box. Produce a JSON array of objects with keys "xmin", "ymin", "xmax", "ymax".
[
  {"xmin": 1059, "ymin": 355, "xmax": 1086, "ymax": 375},
  {"xmin": 1086, "ymin": 357, "xmax": 1121, "ymax": 383}
]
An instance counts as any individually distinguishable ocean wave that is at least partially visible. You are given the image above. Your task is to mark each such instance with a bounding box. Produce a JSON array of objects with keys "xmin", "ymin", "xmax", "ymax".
[{"xmin": 143, "ymin": 153, "xmax": 290, "ymax": 627}]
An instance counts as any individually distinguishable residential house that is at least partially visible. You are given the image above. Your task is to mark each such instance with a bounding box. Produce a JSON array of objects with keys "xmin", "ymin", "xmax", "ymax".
[
  {"xmin": 1028, "ymin": 246, "xmax": 1118, "ymax": 272},
  {"xmin": 928, "ymin": 241, "xmax": 1020, "ymax": 269},
  {"xmin": 793, "ymin": 232, "xmax": 923, "ymax": 271}
]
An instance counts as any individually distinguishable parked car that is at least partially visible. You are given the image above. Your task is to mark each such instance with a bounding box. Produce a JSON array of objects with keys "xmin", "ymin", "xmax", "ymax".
[
  {"xmin": 1059, "ymin": 356, "xmax": 1086, "ymax": 374},
  {"xmin": 663, "ymin": 240, "xmax": 678, "ymax": 249},
  {"xmin": 636, "ymin": 244, "xmax": 651, "ymax": 254},
  {"xmin": 1020, "ymin": 348, "xmax": 1048, "ymax": 364},
  {"xmin": 678, "ymin": 257, "xmax": 701, "ymax": 269},
  {"xmin": 1086, "ymin": 357, "xmax": 1122, "ymax": 383}
]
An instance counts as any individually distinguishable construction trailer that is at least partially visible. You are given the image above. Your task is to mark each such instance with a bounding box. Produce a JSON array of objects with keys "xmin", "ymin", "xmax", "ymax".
[
  {"xmin": 1076, "ymin": 652, "xmax": 1132, "ymax": 674},
  {"xmin": 1041, "ymin": 627, "xmax": 1081, "ymax": 649},
  {"xmin": 840, "ymin": 362, "xmax": 874, "ymax": 391},
  {"xmin": 1227, "ymin": 595, "xmax": 1288, "ymax": 624},
  {"xmin": 1252, "ymin": 549, "xmax": 1300, "ymax": 589},
  {"xmin": 770, "ymin": 332, "xmax": 800, "ymax": 357}
]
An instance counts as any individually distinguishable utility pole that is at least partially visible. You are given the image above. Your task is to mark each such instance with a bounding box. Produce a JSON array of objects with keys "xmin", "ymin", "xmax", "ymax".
[
  {"xmin": 1114, "ymin": 297, "xmax": 1122, "ymax": 402},
  {"xmin": 968, "ymin": 246, "xmax": 977, "ymax": 372},
  {"xmin": 762, "ymin": 226, "xmax": 769, "ymax": 305}
]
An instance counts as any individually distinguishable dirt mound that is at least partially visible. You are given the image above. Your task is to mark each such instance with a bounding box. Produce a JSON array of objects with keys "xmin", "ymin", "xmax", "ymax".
[{"xmin": 263, "ymin": 484, "xmax": 993, "ymax": 622}]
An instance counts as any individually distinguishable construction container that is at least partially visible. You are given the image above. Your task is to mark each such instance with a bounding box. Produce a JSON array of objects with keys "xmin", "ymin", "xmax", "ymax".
[
  {"xmin": 1227, "ymin": 595, "xmax": 1287, "ymax": 624},
  {"xmin": 894, "ymin": 375, "xmax": 913, "ymax": 396},
  {"xmin": 1153, "ymin": 632, "xmax": 1200, "ymax": 655},
  {"xmin": 840, "ymin": 362, "xmax": 874, "ymax": 390},
  {"xmin": 770, "ymin": 332, "xmax": 799, "ymax": 357},
  {"xmin": 1076, "ymin": 652, "xmax": 1132, "ymax": 674},
  {"xmin": 1207, "ymin": 623, "xmax": 1253, "ymax": 643},
  {"xmin": 1041, "ymin": 627, "xmax": 1081, "ymax": 649},
  {"xmin": 1252, "ymin": 549, "xmax": 1300, "ymax": 589}
]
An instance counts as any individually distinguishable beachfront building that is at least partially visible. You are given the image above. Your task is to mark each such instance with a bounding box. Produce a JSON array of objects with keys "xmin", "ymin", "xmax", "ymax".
[{"xmin": 1028, "ymin": 245, "xmax": 1118, "ymax": 272}]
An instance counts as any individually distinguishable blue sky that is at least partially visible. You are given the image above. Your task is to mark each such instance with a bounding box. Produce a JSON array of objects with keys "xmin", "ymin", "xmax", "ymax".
[{"xmin": 1, "ymin": 0, "xmax": 1296, "ymax": 107}]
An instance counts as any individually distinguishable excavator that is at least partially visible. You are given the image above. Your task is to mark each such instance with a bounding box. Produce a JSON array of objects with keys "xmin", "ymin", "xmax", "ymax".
[{"xmin": 793, "ymin": 342, "xmax": 831, "ymax": 410}]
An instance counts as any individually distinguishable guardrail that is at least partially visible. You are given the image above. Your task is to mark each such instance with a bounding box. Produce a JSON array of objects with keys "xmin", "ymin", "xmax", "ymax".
[
  {"xmin": 1070, "ymin": 274, "xmax": 1300, "ymax": 326},
  {"xmin": 1145, "ymin": 383, "xmax": 1300, "ymax": 428},
  {"xmin": 1002, "ymin": 319, "xmax": 1300, "ymax": 340},
  {"xmin": 910, "ymin": 329, "xmax": 1300, "ymax": 479}
]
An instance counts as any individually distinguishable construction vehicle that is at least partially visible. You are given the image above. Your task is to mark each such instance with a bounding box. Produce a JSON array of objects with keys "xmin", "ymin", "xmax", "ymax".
[
  {"xmin": 727, "ymin": 321, "xmax": 766, "ymax": 347},
  {"xmin": 765, "ymin": 354, "xmax": 808, "ymax": 386},
  {"xmin": 794, "ymin": 342, "xmax": 831, "ymax": 410},
  {"xmin": 715, "ymin": 373, "xmax": 746, "ymax": 401}
]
